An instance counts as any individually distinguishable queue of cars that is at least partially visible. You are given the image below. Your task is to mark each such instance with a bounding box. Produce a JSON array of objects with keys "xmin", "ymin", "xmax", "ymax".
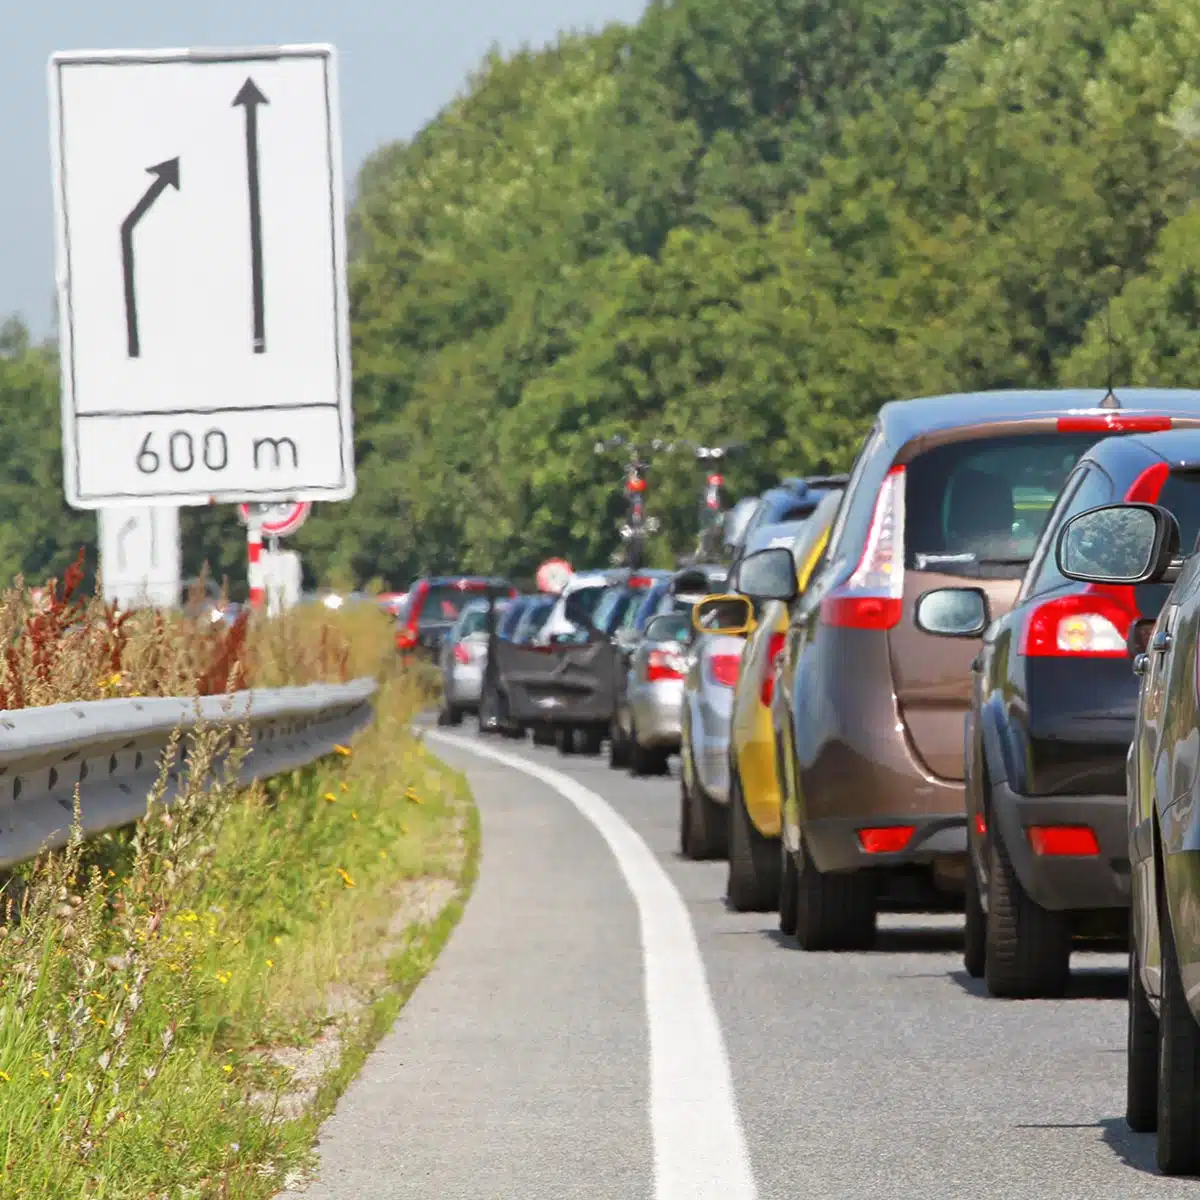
[{"xmin": 400, "ymin": 386, "xmax": 1200, "ymax": 1176}]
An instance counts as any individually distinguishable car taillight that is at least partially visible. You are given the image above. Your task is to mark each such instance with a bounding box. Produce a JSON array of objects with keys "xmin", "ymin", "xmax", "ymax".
[
  {"xmin": 453, "ymin": 643, "xmax": 470, "ymax": 664},
  {"xmin": 857, "ymin": 826, "xmax": 915, "ymax": 854},
  {"xmin": 1020, "ymin": 590, "xmax": 1136, "ymax": 657},
  {"xmin": 820, "ymin": 465, "xmax": 905, "ymax": 630},
  {"xmin": 395, "ymin": 628, "xmax": 417, "ymax": 650},
  {"xmin": 706, "ymin": 653, "xmax": 740, "ymax": 688},
  {"xmin": 1027, "ymin": 826, "xmax": 1100, "ymax": 856},
  {"xmin": 397, "ymin": 580, "xmax": 428, "ymax": 650},
  {"xmin": 760, "ymin": 632, "xmax": 787, "ymax": 706},
  {"xmin": 647, "ymin": 648, "xmax": 685, "ymax": 682},
  {"xmin": 629, "ymin": 575, "xmax": 654, "ymax": 588},
  {"xmin": 1057, "ymin": 414, "xmax": 1172, "ymax": 433}
]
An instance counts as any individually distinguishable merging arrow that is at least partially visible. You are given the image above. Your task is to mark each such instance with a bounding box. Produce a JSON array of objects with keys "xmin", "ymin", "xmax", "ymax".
[
  {"xmin": 233, "ymin": 78, "xmax": 268, "ymax": 354},
  {"xmin": 121, "ymin": 158, "xmax": 180, "ymax": 358}
]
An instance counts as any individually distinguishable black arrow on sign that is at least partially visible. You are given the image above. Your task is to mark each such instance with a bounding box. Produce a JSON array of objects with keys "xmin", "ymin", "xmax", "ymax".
[
  {"xmin": 121, "ymin": 158, "xmax": 180, "ymax": 358},
  {"xmin": 233, "ymin": 78, "xmax": 268, "ymax": 354}
]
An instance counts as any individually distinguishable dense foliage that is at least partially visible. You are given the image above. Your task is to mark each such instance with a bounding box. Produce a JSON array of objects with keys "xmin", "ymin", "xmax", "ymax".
[{"xmin": 4, "ymin": 0, "xmax": 1200, "ymax": 589}]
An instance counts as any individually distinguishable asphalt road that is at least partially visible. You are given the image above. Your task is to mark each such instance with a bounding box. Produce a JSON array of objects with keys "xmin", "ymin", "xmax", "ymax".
[{"xmin": 288, "ymin": 721, "xmax": 1194, "ymax": 1200}]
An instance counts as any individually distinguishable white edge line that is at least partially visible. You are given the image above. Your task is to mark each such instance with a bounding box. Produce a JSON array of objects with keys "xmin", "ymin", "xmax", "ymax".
[{"xmin": 424, "ymin": 728, "xmax": 759, "ymax": 1200}]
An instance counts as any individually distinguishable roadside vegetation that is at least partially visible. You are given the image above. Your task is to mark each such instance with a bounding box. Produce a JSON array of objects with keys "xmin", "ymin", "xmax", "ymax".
[{"xmin": 0, "ymin": 571, "xmax": 473, "ymax": 1198}]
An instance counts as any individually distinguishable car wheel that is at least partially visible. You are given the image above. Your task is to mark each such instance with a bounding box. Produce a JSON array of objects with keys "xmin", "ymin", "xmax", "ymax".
[
  {"xmin": 1157, "ymin": 904, "xmax": 1200, "ymax": 1173},
  {"xmin": 578, "ymin": 726, "xmax": 604, "ymax": 756},
  {"xmin": 963, "ymin": 854, "xmax": 986, "ymax": 979},
  {"xmin": 555, "ymin": 726, "xmax": 577, "ymax": 755},
  {"xmin": 681, "ymin": 774, "xmax": 727, "ymax": 860},
  {"xmin": 984, "ymin": 827, "xmax": 1070, "ymax": 999},
  {"xmin": 436, "ymin": 703, "xmax": 463, "ymax": 727},
  {"xmin": 726, "ymin": 763, "xmax": 781, "ymax": 913},
  {"xmin": 1127, "ymin": 944, "xmax": 1159, "ymax": 1134},
  {"xmin": 629, "ymin": 725, "xmax": 669, "ymax": 777},
  {"xmin": 532, "ymin": 723, "xmax": 555, "ymax": 747},
  {"xmin": 609, "ymin": 717, "xmax": 630, "ymax": 768},
  {"xmin": 778, "ymin": 841, "xmax": 798, "ymax": 936},
  {"xmin": 793, "ymin": 838, "xmax": 875, "ymax": 952}
]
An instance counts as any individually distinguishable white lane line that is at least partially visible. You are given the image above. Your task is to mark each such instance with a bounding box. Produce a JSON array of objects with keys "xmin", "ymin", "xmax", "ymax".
[{"xmin": 424, "ymin": 729, "xmax": 759, "ymax": 1200}]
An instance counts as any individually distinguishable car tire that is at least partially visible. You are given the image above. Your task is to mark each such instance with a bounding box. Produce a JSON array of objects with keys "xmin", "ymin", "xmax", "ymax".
[
  {"xmin": 629, "ymin": 725, "xmax": 669, "ymax": 777},
  {"xmin": 793, "ymin": 838, "xmax": 876, "ymax": 952},
  {"xmin": 963, "ymin": 855, "xmax": 986, "ymax": 979},
  {"xmin": 681, "ymin": 774, "xmax": 727, "ymax": 860},
  {"xmin": 1157, "ymin": 904, "xmax": 1200, "ymax": 1173},
  {"xmin": 778, "ymin": 842, "xmax": 799, "ymax": 936},
  {"xmin": 984, "ymin": 827, "xmax": 1070, "ymax": 999},
  {"xmin": 609, "ymin": 718, "xmax": 630, "ymax": 768},
  {"xmin": 555, "ymin": 726, "xmax": 577, "ymax": 755},
  {"xmin": 1127, "ymin": 944, "xmax": 1159, "ymax": 1134},
  {"xmin": 579, "ymin": 726, "xmax": 604, "ymax": 756},
  {"xmin": 532, "ymin": 723, "xmax": 555, "ymax": 747},
  {"xmin": 436, "ymin": 704, "xmax": 462, "ymax": 727},
  {"xmin": 726, "ymin": 764, "xmax": 780, "ymax": 912}
]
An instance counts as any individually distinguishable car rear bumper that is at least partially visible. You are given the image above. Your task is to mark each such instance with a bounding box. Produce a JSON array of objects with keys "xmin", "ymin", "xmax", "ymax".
[
  {"xmin": 630, "ymin": 680, "xmax": 683, "ymax": 747},
  {"xmin": 446, "ymin": 663, "xmax": 484, "ymax": 705},
  {"xmin": 803, "ymin": 814, "xmax": 967, "ymax": 873},
  {"xmin": 989, "ymin": 781, "xmax": 1130, "ymax": 911}
]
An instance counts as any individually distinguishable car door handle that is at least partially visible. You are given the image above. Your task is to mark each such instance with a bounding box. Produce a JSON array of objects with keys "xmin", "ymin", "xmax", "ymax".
[
  {"xmin": 1133, "ymin": 653, "xmax": 1149, "ymax": 677},
  {"xmin": 1151, "ymin": 631, "xmax": 1172, "ymax": 654}
]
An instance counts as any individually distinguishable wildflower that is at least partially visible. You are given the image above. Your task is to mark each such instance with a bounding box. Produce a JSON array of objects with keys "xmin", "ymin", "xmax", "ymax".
[
  {"xmin": 340, "ymin": 782, "xmax": 349, "ymax": 793},
  {"xmin": 214, "ymin": 970, "xmax": 232, "ymax": 985},
  {"xmin": 0, "ymin": 1071, "xmax": 9, "ymax": 1083},
  {"xmin": 336, "ymin": 868, "xmax": 356, "ymax": 888},
  {"xmin": 379, "ymin": 850, "xmax": 387, "ymax": 861},
  {"xmin": 222, "ymin": 1064, "xmax": 233, "ymax": 1074},
  {"xmin": 333, "ymin": 744, "xmax": 352, "ymax": 757},
  {"xmin": 351, "ymin": 811, "xmax": 358, "ymax": 821},
  {"xmin": 266, "ymin": 959, "xmax": 274, "ymax": 968},
  {"xmin": 405, "ymin": 787, "xmax": 423, "ymax": 805},
  {"xmin": 38, "ymin": 1069, "xmax": 50, "ymax": 1079},
  {"xmin": 272, "ymin": 936, "xmax": 282, "ymax": 946},
  {"xmin": 323, "ymin": 792, "xmax": 337, "ymax": 804}
]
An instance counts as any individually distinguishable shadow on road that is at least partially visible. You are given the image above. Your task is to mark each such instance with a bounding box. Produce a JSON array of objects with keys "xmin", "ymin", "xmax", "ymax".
[
  {"xmin": 946, "ymin": 967, "xmax": 1126, "ymax": 1000},
  {"xmin": 753, "ymin": 925, "xmax": 965, "ymax": 955},
  {"xmin": 1013, "ymin": 1117, "xmax": 1159, "ymax": 1177}
]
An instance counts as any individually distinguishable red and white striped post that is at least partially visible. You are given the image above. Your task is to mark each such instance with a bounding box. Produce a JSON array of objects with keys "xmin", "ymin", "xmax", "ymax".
[{"xmin": 247, "ymin": 514, "xmax": 265, "ymax": 610}]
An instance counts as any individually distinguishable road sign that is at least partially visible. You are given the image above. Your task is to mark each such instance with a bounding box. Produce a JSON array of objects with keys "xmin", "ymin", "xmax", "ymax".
[
  {"xmin": 238, "ymin": 500, "xmax": 310, "ymax": 537},
  {"xmin": 98, "ymin": 505, "xmax": 181, "ymax": 609},
  {"xmin": 261, "ymin": 549, "xmax": 302, "ymax": 615},
  {"xmin": 49, "ymin": 44, "xmax": 355, "ymax": 509},
  {"xmin": 536, "ymin": 558, "xmax": 573, "ymax": 594}
]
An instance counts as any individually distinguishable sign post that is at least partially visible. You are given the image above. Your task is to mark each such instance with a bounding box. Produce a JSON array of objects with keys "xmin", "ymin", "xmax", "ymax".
[{"xmin": 49, "ymin": 44, "xmax": 355, "ymax": 511}]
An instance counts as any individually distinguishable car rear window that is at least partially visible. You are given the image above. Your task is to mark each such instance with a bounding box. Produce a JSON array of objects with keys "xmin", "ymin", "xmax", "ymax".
[
  {"xmin": 458, "ymin": 605, "xmax": 491, "ymax": 637},
  {"xmin": 418, "ymin": 584, "xmax": 491, "ymax": 623},
  {"xmin": 514, "ymin": 597, "xmax": 554, "ymax": 640},
  {"xmin": 905, "ymin": 433, "xmax": 1104, "ymax": 579}
]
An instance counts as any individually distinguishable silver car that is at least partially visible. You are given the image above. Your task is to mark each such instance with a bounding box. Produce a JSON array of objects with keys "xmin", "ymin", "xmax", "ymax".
[
  {"xmin": 621, "ymin": 611, "xmax": 693, "ymax": 776},
  {"xmin": 438, "ymin": 600, "xmax": 504, "ymax": 723}
]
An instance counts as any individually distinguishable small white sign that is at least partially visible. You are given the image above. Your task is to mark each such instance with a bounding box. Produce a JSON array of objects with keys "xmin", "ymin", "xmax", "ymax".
[
  {"xmin": 49, "ymin": 44, "xmax": 355, "ymax": 508},
  {"xmin": 98, "ymin": 505, "xmax": 181, "ymax": 608},
  {"xmin": 261, "ymin": 548, "xmax": 302, "ymax": 615}
]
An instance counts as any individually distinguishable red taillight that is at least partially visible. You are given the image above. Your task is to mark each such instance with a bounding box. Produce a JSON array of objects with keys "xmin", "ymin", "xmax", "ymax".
[
  {"xmin": 398, "ymin": 580, "xmax": 429, "ymax": 649},
  {"xmin": 1020, "ymin": 590, "xmax": 1135, "ymax": 657},
  {"xmin": 453, "ymin": 643, "xmax": 470, "ymax": 664},
  {"xmin": 647, "ymin": 649, "xmax": 685, "ymax": 682},
  {"xmin": 820, "ymin": 465, "xmax": 905, "ymax": 630},
  {"xmin": 627, "ymin": 477, "xmax": 647, "ymax": 493},
  {"xmin": 395, "ymin": 629, "xmax": 417, "ymax": 650},
  {"xmin": 760, "ymin": 632, "xmax": 787, "ymax": 706},
  {"xmin": 706, "ymin": 653, "xmax": 740, "ymax": 688},
  {"xmin": 1057, "ymin": 414, "xmax": 1172, "ymax": 433},
  {"xmin": 629, "ymin": 575, "xmax": 654, "ymax": 588},
  {"xmin": 974, "ymin": 812, "xmax": 987, "ymax": 836},
  {"xmin": 1027, "ymin": 826, "xmax": 1100, "ymax": 856},
  {"xmin": 857, "ymin": 825, "xmax": 916, "ymax": 854}
]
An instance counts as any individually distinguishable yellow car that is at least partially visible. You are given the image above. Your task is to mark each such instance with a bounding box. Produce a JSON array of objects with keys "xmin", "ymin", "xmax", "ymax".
[{"xmin": 725, "ymin": 490, "xmax": 843, "ymax": 912}]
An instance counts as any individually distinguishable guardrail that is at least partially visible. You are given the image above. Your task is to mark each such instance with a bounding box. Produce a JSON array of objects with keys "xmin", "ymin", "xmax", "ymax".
[{"xmin": 0, "ymin": 678, "xmax": 378, "ymax": 869}]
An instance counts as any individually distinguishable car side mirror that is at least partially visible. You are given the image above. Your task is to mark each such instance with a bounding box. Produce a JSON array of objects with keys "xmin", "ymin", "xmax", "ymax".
[
  {"xmin": 692, "ymin": 594, "xmax": 754, "ymax": 636},
  {"xmin": 914, "ymin": 587, "xmax": 990, "ymax": 638},
  {"xmin": 735, "ymin": 547, "xmax": 798, "ymax": 602},
  {"xmin": 1056, "ymin": 502, "xmax": 1181, "ymax": 585}
]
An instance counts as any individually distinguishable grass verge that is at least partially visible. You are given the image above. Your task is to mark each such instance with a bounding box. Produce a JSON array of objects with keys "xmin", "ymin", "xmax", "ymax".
[{"xmin": 0, "ymin": 669, "xmax": 476, "ymax": 1199}]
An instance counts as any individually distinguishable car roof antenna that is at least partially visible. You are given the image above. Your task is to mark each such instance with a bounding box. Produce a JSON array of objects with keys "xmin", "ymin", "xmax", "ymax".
[{"xmin": 1100, "ymin": 291, "xmax": 1120, "ymax": 409}]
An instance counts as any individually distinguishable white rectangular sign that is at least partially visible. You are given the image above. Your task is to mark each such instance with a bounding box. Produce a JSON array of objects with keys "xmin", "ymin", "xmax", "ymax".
[
  {"xmin": 49, "ymin": 44, "xmax": 355, "ymax": 508},
  {"xmin": 98, "ymin": 505, "xmax": 182, "ymax": 609}
]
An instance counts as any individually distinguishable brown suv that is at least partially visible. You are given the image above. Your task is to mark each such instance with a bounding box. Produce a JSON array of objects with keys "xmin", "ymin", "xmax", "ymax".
[{"xmin": 734, "ymin": 389, "xmax": 1200, "ymax": 951}]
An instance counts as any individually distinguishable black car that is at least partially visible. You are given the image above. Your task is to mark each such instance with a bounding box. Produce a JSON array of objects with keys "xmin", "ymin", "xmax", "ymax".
[
  {"xmin": 395, "ymin": 575, "xmax": 516, "ymax": 654},
  {"xmin": 1046, "ymin": 449, "xmax": 1200, "ymax": 1174},
  {"xmin": 922, "ymin": 427, "xmax": 1200, "ymax": 998}
]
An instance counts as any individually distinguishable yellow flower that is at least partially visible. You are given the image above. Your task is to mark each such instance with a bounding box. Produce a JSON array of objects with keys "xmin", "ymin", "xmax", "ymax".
[
  {"xmin": 214, "ymin": 970, "xmax": 232, "ymax": 985},
  {"xmin": 0, "ymin": 1071, "xmax": 9, "ymax": 1083},
  {"xmin": 378, "ymin": 850, "xmax": 387, "ymax": 861},
  {"xmin": 266, "ymin": 959, "xmax": 274, "ymax": 968},
  {"xmin": 272, "ymin": 936, "xmax": 282, "ymax": 946},
  {"xmin": 336, "ymin": 868, "xmax": 356, "ymax": 888},
  {"xmin": 333, "ymin": 744, "xmax": 352, "ymax": 757},
  {"xmin": 340, "ymin": 782, "xmax": 349, "ymax": 793},
  {"xmin": 405, "ymin": 787, "xmax": 423, "ymax": 805},
  {"xmin": 38, "ymin": 1069, "xmax": 50, "ymax": 1079},
  {"xmin": 222, "ymin": 1064, "xmax": 233, "ymax": 1074},
  {"xmin": 351, "ymin": 811, "xmax": 358, "ymax": 821},
  {"xmin": 323, "ymin": 792, "xmax": 337, "ymax": 804}
]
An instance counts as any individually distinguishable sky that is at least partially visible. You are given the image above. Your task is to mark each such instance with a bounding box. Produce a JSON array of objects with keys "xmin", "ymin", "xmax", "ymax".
[{"xmin": 2, "ymin": 0, "xmax": 649, "ymax": 337}]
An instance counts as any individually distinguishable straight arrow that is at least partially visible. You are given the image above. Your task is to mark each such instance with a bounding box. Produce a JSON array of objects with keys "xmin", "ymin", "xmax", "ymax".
[
  {"xmin": 233, "ymin": 78, "xmax": 268, "ymax": 354},
  {"xmin": 120, "ymin": 158, "xmax": 180, "ymax": 359}
]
